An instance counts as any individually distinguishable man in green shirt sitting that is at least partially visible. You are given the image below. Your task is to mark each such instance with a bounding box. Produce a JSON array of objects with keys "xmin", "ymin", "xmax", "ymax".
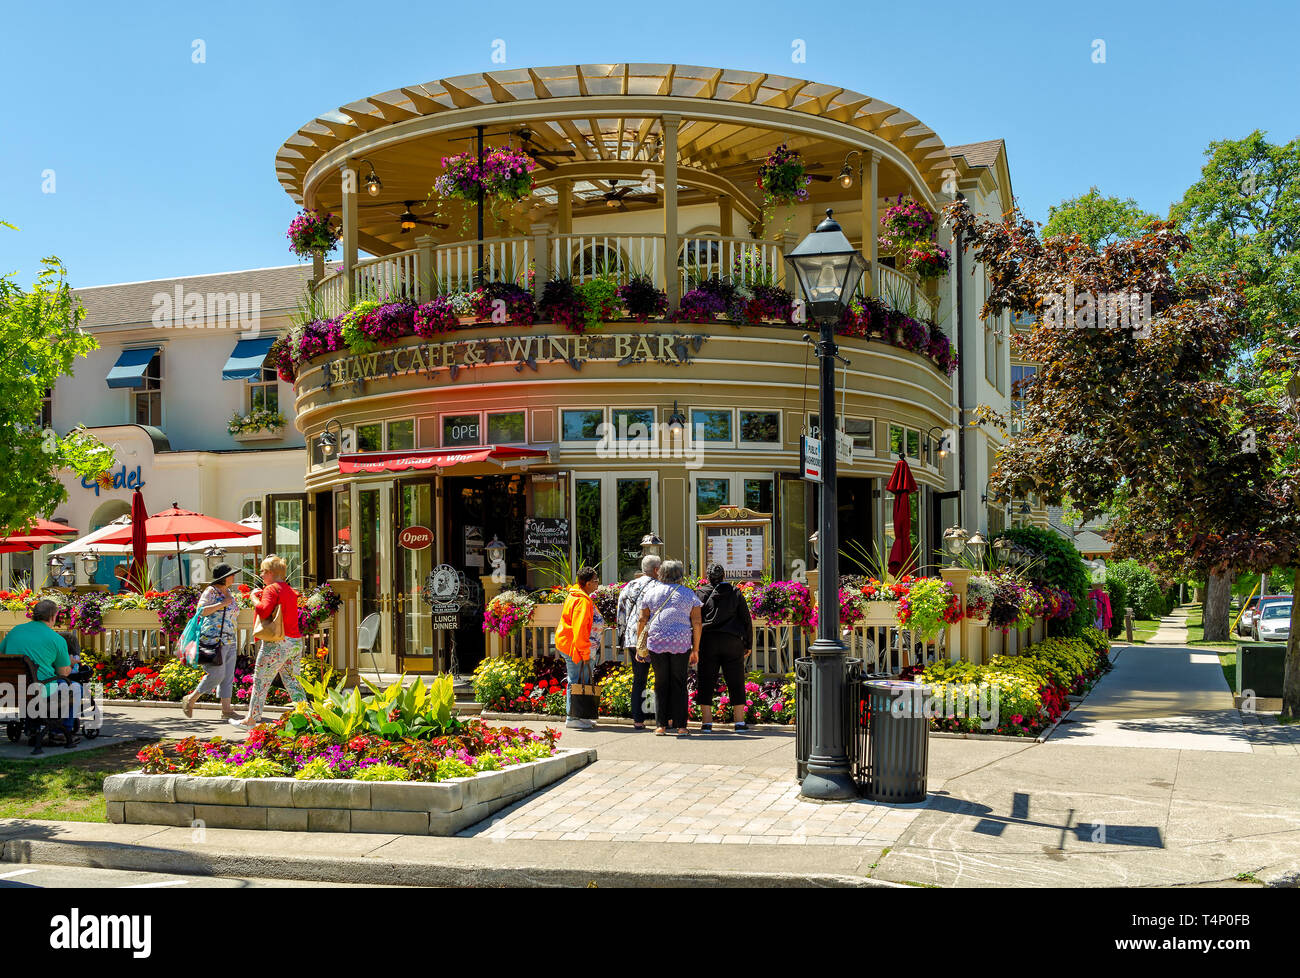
[{"xmin": 0, "ymin": 599, "xmax": 80, "ymax": 747}]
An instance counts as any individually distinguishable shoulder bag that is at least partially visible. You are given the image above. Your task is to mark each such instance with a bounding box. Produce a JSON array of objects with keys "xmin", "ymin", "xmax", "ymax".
[
  {"xmin": 253, "ymin": 584, "xmax": 286, "ymax": 643},
  {"xmin": 197, "ymin": 603, "xmax": 229, "ymax": 667},
  {"xmin": 568, "ymin": 659, "xmax": 600, "ymax": 720}
]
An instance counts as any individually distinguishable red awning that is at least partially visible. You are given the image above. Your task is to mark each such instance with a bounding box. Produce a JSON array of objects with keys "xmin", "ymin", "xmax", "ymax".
[{"xmin": 337, "ymin": 446, "xmax": 548, "ymax": 475}]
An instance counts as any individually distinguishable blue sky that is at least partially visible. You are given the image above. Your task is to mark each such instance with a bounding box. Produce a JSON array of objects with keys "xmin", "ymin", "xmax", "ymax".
[{"xmin": 2, "ymin": 0, "xmax": 1297, "ymax": 287}]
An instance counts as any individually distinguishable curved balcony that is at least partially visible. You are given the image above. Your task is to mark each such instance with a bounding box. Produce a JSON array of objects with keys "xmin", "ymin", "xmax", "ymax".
[{"xmin": 309, "ymin": 231, "xmax": 936, "ymax": 322}]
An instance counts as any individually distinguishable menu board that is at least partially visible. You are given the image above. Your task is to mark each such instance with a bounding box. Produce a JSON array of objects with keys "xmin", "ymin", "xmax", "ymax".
[
  {"xmin": 524, "ymin": 517, "xmax": 571, "ymax": 559},
  {"xmin": 702, "ymin": 525, "xmax": 766, "ymax": 581}
]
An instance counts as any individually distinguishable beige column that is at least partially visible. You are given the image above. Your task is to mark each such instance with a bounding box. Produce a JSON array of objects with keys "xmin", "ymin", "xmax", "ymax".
[
  {"xmin": 342, "ymin": 166, "xmax": 358, "ymax": 307},
  {"xmin": 311, "ymin": 252, "xmax": 324, "ymax": 288},
  {"xmin": 718, "ymin": 193, "xmax": 733, "ymax": 238},
  {"xmin": 415, "ymin": 235, "xmax": 435, "ymax": 301},
  {"xmin": 866, "ymin": 152, "xmax": 879, "ymax": 296},
  {"xmin": 662, "ymin": 114, "xmax": 680, "ymax": 309},
  {"xmin": 940, "ymin": 567, "xmax": 970, "ymax": 662},
  {"xmin": 328, "ymin": 578, "xmax": 361, "ymax": 687},
  {"xmin": 780, "ymin": 229, "xmax": 799, "ymax": 292}
]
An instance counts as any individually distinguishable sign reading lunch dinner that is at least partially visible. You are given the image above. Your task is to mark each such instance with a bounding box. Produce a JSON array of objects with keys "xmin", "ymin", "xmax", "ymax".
[{"xmin": 317, "ymin": 331, "xmax": 709, "ymax": 390}]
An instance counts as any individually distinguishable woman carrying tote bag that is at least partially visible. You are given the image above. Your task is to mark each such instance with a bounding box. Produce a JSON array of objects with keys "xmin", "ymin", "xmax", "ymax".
[
  {"xmin": 230, "ymin": 554, "xmax": 305, "ymax": 728},
  {"xmin": 181, "ymin": 563, "xmax": 242, "ymax": 720}
]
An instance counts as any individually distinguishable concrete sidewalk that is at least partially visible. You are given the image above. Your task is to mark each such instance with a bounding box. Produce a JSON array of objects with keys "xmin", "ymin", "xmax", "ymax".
[{"xmin": 3, "ymin": 651, "xmax": 1299, "ymax": 887}]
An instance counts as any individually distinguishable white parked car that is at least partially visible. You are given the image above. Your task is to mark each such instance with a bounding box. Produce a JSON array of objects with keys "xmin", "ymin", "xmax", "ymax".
[{"xmin": 1252, "ymin": 600, "xmax": 1293, "ymax": 643}]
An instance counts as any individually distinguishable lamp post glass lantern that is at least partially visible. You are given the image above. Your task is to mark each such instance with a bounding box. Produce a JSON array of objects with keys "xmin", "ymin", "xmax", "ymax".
[
  {"xmin": 943, "ymin": 525, "xmax": 969, "ymax": 557},
  {"xmin": 80, "ymin": 552, "xmax": 100, "ymax": 580},
  {"xmin": 785, "ymin": 209, "xmax": 866, "ymax": 802},
  {"xmin": 333, "ymin": 543, "xmax": 353, "ymax": 577},
  {"xmin": 639, "ymin": 533, "xmax": 665, "ymax": 561}
]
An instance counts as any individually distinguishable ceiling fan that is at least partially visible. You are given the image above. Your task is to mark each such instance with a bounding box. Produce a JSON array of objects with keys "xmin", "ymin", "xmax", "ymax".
[
  {"xmin": 516, "ymin": 127, "xmax": 577, "ymax": 170},
  {"xmin": 358, "ymin": 199, "xmax": 449, "ymax": 232},
  {"xmin": 599, "ymin": 179, "xmax": 659, "ymax": 211}
]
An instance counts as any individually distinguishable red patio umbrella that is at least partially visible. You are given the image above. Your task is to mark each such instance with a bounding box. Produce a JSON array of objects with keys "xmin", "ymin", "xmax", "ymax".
[
  {"xmin": 99, "ymin": 501, "xmax": 261, "ymax": 589},
  {"xmin": 14, "ymin": 517, "xmax": 78, "ymax": 537},
  {"xmin": 0, "ymin": 533, "xmax": 70, "ymax": 554},
  {"xmin": 886, "ymin": 456, "xmax": 919, "ymax": 577},
  {"xmin": 126, "ymin": 491, "xmax": 149, "ymax": 593}
]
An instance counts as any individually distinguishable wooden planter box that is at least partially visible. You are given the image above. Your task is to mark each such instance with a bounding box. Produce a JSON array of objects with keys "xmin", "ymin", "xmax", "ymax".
[
  {"xmin": 529, "ymin": 605, "xmax": 564, "ymax": 629},
  {"xmin": 0, "ymin": 610, "xmax": 27, "ymax": 630},
  {"xmin": 862, "ymin": 602, "xmax": 900, "ymax": 626},
  {"xmin": 100, "ymin": 610, "xmax": 162, "ymax": 629}
]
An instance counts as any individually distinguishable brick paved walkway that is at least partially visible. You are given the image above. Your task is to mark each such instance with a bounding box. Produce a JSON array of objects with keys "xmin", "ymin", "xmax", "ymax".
[{"xmin": 459, "ymin": 759, "xmax": 926, "ymax": 846}]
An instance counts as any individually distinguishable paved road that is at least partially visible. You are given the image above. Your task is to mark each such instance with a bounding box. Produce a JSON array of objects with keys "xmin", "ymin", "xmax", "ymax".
[{"xmin": 0, "ymin": 863, "xmax": 388, "ymax": 888}]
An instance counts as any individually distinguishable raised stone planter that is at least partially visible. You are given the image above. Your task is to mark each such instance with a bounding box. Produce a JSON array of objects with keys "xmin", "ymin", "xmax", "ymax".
[{"xmin": 104, "ymin": 747, "xmax": 595, "ymax": 835}]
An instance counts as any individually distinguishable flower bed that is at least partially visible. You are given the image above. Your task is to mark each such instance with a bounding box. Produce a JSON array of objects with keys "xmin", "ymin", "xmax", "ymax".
[
  {"xmin": 915, "ymin": 628, "xmax": 1110, "ymax": 736},
  {"xmin": 110, "ymin": 689, "xmax": 586, "ymax": 834},
  {"xmin": 472, "ymin": 655, "xmax": 796, "ymax": 725}
]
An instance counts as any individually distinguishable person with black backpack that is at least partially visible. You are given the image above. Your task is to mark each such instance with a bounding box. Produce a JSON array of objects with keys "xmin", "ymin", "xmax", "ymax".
[{"xmin": 696, "ymin": 563, "xmax": 754, "ymax": 732}]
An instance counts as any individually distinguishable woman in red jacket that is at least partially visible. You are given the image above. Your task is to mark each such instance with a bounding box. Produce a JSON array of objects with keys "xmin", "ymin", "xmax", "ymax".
[{"xmin": 230, "ymin": 554, "xmax": 304, "ymax": 728}]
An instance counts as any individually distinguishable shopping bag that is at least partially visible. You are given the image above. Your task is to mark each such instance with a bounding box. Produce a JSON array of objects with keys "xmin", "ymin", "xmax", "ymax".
[
  {"xmin": 569, "ymin": 660, "xmax": 600, "ymax": 720},
  {"xmin": 175, "ymin": 612, "xmax": 203, "ymax": 667}
]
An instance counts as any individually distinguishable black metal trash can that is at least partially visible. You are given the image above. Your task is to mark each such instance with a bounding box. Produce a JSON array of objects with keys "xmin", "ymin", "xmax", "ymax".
[{"xmin": 864, "ymin": 679, "xmax": 930, "ymax": 803}]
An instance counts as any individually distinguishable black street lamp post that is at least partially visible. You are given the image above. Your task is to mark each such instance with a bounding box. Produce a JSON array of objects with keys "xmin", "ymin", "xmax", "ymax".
[{"xmin": 785, "ymin": 209, "xmax": 868, "ymax": 801}]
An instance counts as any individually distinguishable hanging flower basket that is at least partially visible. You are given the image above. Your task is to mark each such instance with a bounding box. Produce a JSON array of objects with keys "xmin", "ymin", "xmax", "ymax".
[
  {"xmin": 434, "ymin": 147, "xmax": 537, "ymax": 204},
  {"xmin": 878, "ymin": 195, "xmax": 949, "ymax": 283},
  {"xmin": 756, "ymin": 144, "xmax": 811, "ymax": 212},
  {"xmin": 286, "ymin": 209, "xmax": 340, "ymax": 258}
]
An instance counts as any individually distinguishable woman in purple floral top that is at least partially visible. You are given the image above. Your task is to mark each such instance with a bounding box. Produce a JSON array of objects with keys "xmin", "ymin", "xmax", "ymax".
[{"xmin": 635, "ymin": 560, "xmax": 702, "ymax": 737}]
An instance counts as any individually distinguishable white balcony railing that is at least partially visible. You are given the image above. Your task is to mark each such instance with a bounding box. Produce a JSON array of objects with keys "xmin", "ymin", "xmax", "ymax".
[{"xmin": 310, "ymin": 232, "xmax": 935, "ymax": 323}]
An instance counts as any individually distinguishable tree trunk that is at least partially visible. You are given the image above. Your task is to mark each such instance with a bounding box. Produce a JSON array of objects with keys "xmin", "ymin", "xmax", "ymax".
[
  {"xmin": 1283, "ymin": 568, "xmax": 1300, "ymax": 721},
  {"xmin": 1203, "ymin": 571, "xmax": 1233, "ymax": 642}
]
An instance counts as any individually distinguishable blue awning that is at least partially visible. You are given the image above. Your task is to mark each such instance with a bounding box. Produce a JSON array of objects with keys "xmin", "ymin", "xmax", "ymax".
[
  {"xmin": 106, "ymin": 347, "xmax": 160, "ymax": 389},
  {"xmin": 221, "ymin": 337, "xmax": 276, "ymax": 381}
]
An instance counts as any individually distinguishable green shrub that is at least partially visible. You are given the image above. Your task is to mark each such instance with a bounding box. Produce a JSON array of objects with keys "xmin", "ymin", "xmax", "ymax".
[
  {"xmin": 293, "ymin": 757, "xmax": 336, "ymax": 780},
  {"xmin": 1002, "ymin": 525, "xmax": 1092, "ymax": 637},
  {"xmin": 193, "ymin": 760, "xmax": 236, "ymax": 778},
  {"xmin": 1104, "ymin": 577, "xmax": 1128, "ymax": 637},
  {"xmin": 231, "ymin": 757, "xmax": 287, "ymax": 778},
  {"xmin": 1110, "ymin": 559, "xmax": 1163, "ymax": 619},
  {"xmin": 435, "ymin": 758, "xmax": 474, "ymax": 781},
  {"xmin": 158, "ymin": 659, "xmax": 203, "ymax": 700},
  {"xmin": 352, "ymin": 763, "xmax": 409, "ymax": 782}
]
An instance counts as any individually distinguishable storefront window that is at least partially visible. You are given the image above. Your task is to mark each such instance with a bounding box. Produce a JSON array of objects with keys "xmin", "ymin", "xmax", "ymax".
[
  {"xmin": 739, "ymin": 410, "xmax": 780, "ymax": 446},
  {"xmin": 240, "ymin": 499, "xmax": 261, "ymax": 520},
  {"xmin": 696, "ymin": 478, "xmax": 730, "ymax": 515},
  {"xmin": 531, "ymin": 474, "xmax": 567, "ymax": 519},
  {"xmin": 487, "ymin": 410, "xmax": 526, "ymax": 444},
  {"xmin": 691, "ymin": 408, "xmax": 732, "ymax": 442},
  {"xmin": 616, "ymin": 478, "xmax": 652, "ymax": 579},
  {"xmin": 562, "ymin": 409, "xmax": 604, "ymax": 442},
  {"xmin": 356, "ymin": 423, "xmax": 382, "ymax": 452},
  {"xmin": 442, "ymin": 413, "xmax": 481, "ymax": 447},
  {"xmin": 387, "ymin": 419, "xmax": 415, "ymax": 450},
  {"xmin": 400, "ymin": 483, "xmax": 436, "ymax": 666},
  {"xmin": 907, "ymin": 429, "xmax": 920, "ymax": 460},
  {"xmin": 611, "ymin": 408, "xmax": 654, "ymax": 441},
  {"xmin": 357, "ymin": 488, "xmax": 382, "ymax": 627},
  {"xmin": 780, "ymin": 477, "xmax": 808, "ymax": 578},
  {"xmin": 272, "ymin": 498, "xmax": 304, "ymax": 589},
  {"xmin": 575, "ymin": 478, "xmax": 602, "ymax": 564},
  {"xmin": 845, "ymin": 418, "xmax": 874, "ymax": 453},
  {"xmin": 744, "ymin": 478, "xmax": 773, "ymax": 513}
]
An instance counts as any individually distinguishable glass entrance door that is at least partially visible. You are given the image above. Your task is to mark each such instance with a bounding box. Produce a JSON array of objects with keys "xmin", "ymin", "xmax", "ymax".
[
  {"xmin": 396, "ymin": 481, "xmax": 436, "ymax": 673},
  {"xmin": 264, "ymin": 493, "xmax": 309, "ymax": 590},
  {"xmin": 570, "ymin": 473, "xmax": 658, "ymax": 582},
  {"xmin": 356, "ymin": 482, "xmax": 395, "ymax": 670}
]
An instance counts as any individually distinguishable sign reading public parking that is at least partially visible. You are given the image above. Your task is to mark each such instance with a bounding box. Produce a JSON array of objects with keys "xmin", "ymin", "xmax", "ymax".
[{"xmin": 801, "ymin": 435, "xmax": 823, "ymax": 483}]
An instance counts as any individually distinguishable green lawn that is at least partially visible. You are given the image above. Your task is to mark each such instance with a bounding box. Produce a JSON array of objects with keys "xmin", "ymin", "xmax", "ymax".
[
  {"xmin": 1128, "ymin": 617, "xmax": 1161, "ymax": 643},
  {"xmin": 0, "ymin": 740, "xmax": 145, "ymax": 823}
]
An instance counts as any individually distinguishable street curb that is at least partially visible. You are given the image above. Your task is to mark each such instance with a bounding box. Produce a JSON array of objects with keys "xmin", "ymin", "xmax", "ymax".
[
  {"xmin": 104, "ymin": 700, "xmax": 289, "ymax": 716},
  {"xmin": 0, "ymin": 838, "xmax": 904, "ymax": 888}
]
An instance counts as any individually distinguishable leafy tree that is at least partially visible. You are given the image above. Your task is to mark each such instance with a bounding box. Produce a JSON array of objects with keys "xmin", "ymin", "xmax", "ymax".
[
  {"xmin": 1170, "ymin": 131, "xmax": 1300, "ymax": 344},
  {"xmin": 0, "ymin": 224, "xmax": 115, "ymax": 533},
  {"xmin": 1043, "ymin": 187, "xmax": 1159, "ymax": 251},
  {"xmin": 944, "ymin": 200, "xmax": 1300, "ymax": 718}
]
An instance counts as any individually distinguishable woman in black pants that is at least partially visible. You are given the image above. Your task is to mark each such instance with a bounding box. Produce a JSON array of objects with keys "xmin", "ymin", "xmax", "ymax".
[
  {"xmin": 696, "ymin": 564, "xmax": 754, "ymax": 732},
  {"xmin": 635, "ymin": 560, "xmax": 701, "ymax": 736}
]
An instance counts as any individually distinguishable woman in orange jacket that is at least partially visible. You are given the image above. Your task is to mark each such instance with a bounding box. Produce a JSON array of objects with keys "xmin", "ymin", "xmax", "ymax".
[{"xmin": 555, "ymin": 566, "xmax": 601, "ymax": 729}]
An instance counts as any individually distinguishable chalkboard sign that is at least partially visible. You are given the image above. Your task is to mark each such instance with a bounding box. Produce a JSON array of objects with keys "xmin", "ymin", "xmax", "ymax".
[{"xmin": 524, "ymin": 517, "xmax": 571, "ymax": 559}]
